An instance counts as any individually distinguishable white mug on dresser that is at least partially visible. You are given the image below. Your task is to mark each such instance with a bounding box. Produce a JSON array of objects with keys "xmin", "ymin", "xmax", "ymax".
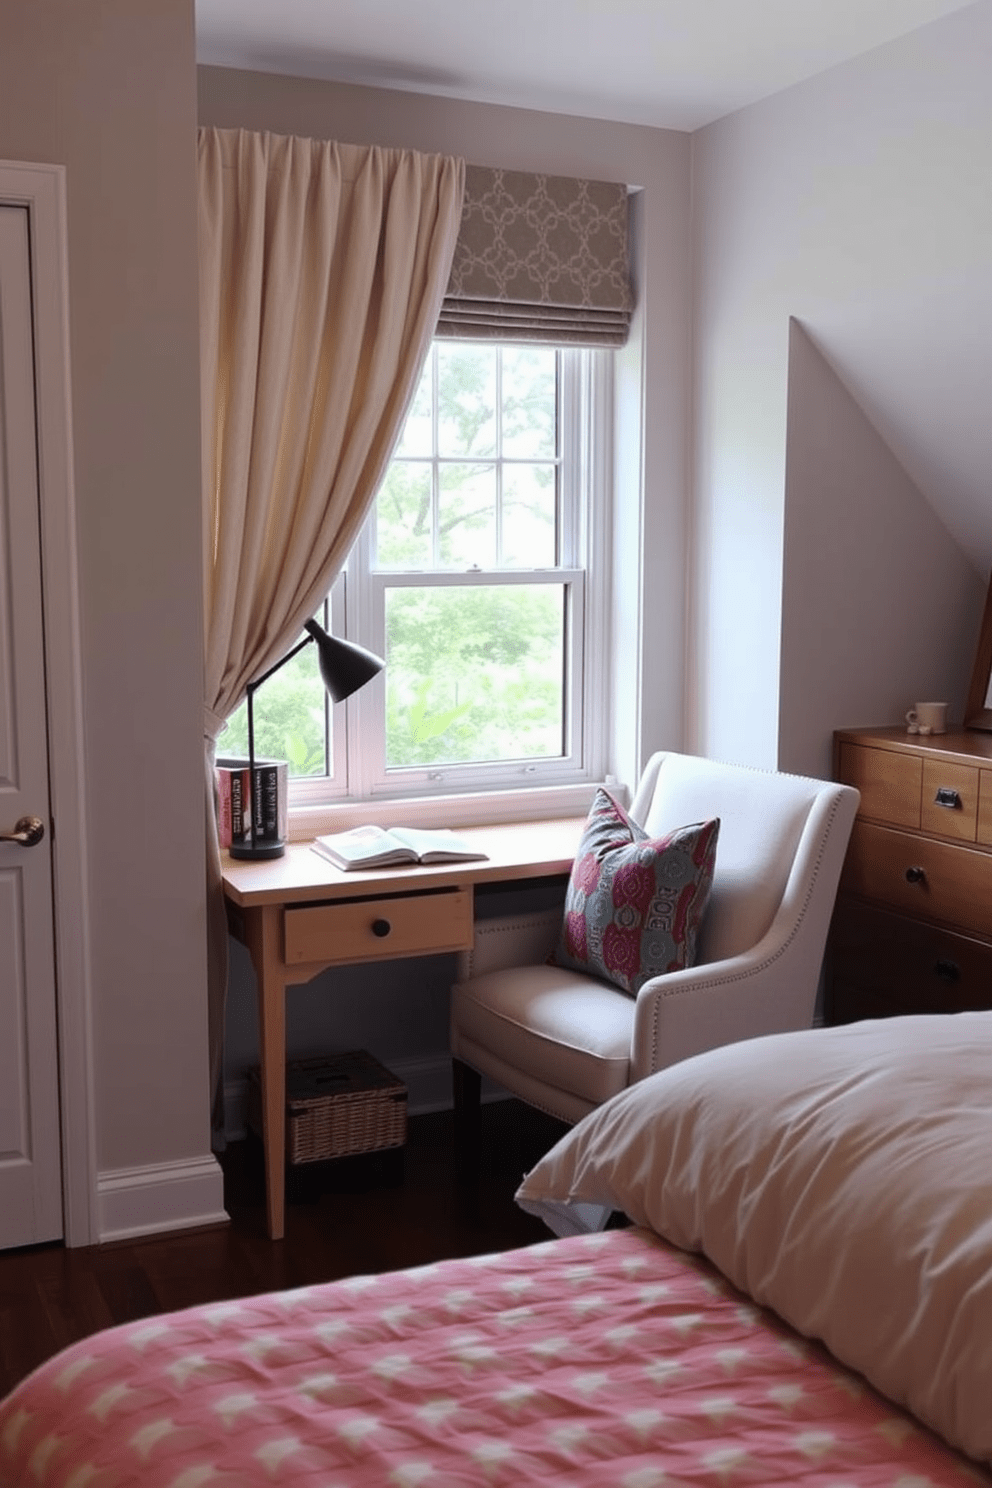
[{"xmin": 906, "ymin": 702, "xmax": 948, "ymax": 735}]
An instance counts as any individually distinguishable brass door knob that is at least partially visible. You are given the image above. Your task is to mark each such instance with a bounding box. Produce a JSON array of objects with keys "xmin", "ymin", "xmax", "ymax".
[{"xmin": 0, "ymin": 815, "xmax": 45, "ymax": 846}]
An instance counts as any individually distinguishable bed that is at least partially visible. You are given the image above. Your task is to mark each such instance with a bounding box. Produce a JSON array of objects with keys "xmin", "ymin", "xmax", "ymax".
[{"xmin": 3, "ymin": 1012, "xmax": 991, "ymax": 1486}]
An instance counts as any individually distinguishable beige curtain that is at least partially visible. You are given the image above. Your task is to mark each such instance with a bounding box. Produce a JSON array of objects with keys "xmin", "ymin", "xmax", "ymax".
[{"xmin": 199, "ymin": 127, "xmax": 465, "ymax": 1131}]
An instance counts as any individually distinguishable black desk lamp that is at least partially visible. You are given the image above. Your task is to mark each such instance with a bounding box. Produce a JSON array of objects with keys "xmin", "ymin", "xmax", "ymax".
[{"xmin": 229, "ymin": 618, "xmax": 384, "ymax": 861}]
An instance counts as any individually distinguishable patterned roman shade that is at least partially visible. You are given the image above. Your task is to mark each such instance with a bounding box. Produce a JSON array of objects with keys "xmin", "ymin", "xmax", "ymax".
[{"xmin": 437, "ymin": 165, "xmax": 633, "ymax": 347}]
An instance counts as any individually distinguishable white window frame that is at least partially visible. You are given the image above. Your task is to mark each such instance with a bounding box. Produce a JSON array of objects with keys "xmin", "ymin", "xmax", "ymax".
[{"xmin": 289, "ymin": 345, "xmax": 613, "ymax": 826}]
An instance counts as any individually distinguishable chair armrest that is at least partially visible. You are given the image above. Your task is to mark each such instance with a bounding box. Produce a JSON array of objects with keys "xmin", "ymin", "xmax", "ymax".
[
  {"xmin": 630, "ymin": 782, "xmax": 858, "ymax": 1080},
  {"xmin": 630, "ymin": 936, "xmax": 816, "ymax": 1081}
]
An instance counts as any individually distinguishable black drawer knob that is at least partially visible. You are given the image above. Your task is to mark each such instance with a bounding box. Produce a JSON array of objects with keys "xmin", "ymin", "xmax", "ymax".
[
  {"xmin": 934, "ymin": 787, "xmax": 962, "ymax": 809},
  {"xmin": 371, "ymin": 918, "xmax": 392, "ymax": 938},
  {"xmin": 934, "ymin": 959, "xmax": 960, "ymax": 983},
  {"xmin": 905, "ymin": 866, "xmax": 926, "ymax": 884}
]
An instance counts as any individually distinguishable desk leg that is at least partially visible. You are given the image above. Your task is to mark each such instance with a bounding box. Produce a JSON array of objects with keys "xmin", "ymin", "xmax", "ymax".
[{"xmin": 244, "ymin": 904, "xmax": 287, "ymax": 1240}]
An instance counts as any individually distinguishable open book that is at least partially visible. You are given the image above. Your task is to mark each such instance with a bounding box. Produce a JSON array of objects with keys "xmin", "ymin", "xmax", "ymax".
[{"xmin": 310, "ymin": 824, "xmax": 489, "ymax": 871}]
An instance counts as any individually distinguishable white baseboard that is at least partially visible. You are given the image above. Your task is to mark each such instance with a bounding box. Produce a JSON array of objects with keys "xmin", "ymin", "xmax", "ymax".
[
  {"xmin": 98, "ymin": 1154, "xmax": 228, "ymax": 1244},
  {"xmin": 223, "ymin": 1053, "xmax": 506, "ymax": 1143}
]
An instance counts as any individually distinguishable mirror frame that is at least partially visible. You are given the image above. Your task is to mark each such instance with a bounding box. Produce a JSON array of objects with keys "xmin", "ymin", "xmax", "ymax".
[{"xmin": 965, "ymin": 573, "xmax": 992, "ymax": 731}]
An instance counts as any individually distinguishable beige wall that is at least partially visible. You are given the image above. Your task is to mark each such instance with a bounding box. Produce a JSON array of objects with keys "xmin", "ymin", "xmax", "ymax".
[
  {"xmin": 1, "ymin": 1, "xmax": 214, "ymax": 1189},
  {"xmin": 689, "ymin": 2, "xmax": 990, "ymax": 775}
]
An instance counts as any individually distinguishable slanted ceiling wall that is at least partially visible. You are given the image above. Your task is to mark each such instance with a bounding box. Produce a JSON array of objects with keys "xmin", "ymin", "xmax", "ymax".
[
  {"xmin": 689, "ymin": 0, "xmax": 991, "ymax": 776},
  {"xmin": 781, "ymin": 321, "xmax": 981, "ymax": 781}
]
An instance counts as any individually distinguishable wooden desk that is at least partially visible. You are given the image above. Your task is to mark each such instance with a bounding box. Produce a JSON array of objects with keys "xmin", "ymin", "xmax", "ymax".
[{"xmin": 222, "ymin": 817, "xmax": 582, "ymax": 1238}]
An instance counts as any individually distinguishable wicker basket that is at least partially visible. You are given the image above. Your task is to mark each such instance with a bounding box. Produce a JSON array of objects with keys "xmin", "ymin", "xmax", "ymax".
[{"xmin": 248, "ymin": 1051, "xmax": 407, "ymax": 1166}]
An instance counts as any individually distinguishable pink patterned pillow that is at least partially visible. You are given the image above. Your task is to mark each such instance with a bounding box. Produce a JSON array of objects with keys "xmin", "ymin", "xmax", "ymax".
[{"xmin": 553, "ymin": 789, "xmax": 719, "ymax": 995}]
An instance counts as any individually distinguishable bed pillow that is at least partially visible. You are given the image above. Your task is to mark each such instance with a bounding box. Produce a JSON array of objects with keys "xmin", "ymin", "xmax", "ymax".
[
  {"xmin": 516, "ymin": 1013, "xmax": 992, "ymax": 1467},
  {"xmin": 551, "ymin": 788, "xmax": 719, "ymax": 996}
]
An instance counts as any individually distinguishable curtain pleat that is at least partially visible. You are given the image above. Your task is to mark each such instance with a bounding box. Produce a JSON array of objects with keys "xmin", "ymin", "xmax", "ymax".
[{"xmin": 199, "ymin": 127, "xmax": 465, "ymax": 1132}]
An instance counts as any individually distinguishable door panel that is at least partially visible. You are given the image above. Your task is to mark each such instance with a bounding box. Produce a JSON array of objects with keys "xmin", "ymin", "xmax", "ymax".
[{"xmin": 0, "ymin": 203, "xmax": 62, "ymax": 1246}]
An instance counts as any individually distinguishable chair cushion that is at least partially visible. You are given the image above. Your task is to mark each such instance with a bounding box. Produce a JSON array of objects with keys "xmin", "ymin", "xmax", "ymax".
[
  {"xmin": 452, "ymin": 964, "xmax": 633, "ymax": 1108},
  {"xmin": 551, "ymin": 789, "xmax": 719, "ymax": 995}
]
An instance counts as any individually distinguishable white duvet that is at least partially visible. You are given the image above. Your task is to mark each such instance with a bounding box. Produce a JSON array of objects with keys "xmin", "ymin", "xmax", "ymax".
[{"xmin": 518, "ymin": 1011, "xmax": 992, "ymax": 1466}]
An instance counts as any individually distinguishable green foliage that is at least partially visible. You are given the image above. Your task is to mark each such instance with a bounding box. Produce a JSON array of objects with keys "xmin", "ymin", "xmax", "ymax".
[
  {"xmin": 437, "ymin": 343, "xmax": 497, "ymax": 457},
  {"xmin": 384, "ymin": 585, "xmax": 564, "ymax": 768},
  {"xmin": 408, "ymin": 680, "xmax": 473, "ymax": 742},
  {"xmin": 377, "ymin": 462, "xmax": 432, "ymax": 568},
  {"xmin": 376, "ymin": 344, "xmax": 557, "ymax": 571},
  {"xmin": 500, "ymin": 346, "xmax": 556, "ymax": 458},
  {"xmin": 222, "ymin": 649, "xmax": 328, "ymax": 778}
]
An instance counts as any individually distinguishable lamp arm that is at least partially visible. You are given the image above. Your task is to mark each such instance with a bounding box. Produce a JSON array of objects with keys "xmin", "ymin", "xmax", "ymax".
[{"xmin": 230, "ymin": 621, "xmax": 381, "ymax": 861}]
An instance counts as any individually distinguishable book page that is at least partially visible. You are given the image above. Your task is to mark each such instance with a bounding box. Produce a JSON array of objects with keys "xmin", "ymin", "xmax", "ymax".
[
  {"xmin": 313, "ymin": 824, "xmax": 406, "ymax": 865},
  {"xmin": 326, "ymin": 825, "xmax": 392, "ymax": 851},
  {"xmin": 389, "ymin": 826, "xmax": 486, "ymax": 860}
]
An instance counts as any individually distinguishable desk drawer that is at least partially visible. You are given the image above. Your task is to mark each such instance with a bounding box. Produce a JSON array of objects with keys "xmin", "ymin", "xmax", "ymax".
[
  {"xmin": 977, "ymin": 769, "xmax": 992, "ymax": 846},
  {"xmin": 841, "ymin": 821, "xmax": 992, "ymax": 938},
  {"xmin": 284, "ymin": 887, "xmax": 474, "ymax": 966}
]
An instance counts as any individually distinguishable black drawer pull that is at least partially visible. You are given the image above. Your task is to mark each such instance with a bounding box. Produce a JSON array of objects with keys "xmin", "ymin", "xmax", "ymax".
[
  {"xmin": 934, "ymin": 787, "xmax": 962, "ymax": 809},
  {"xmin": 905, "ymin": 866, "xmax": 926, "ymax": 884},
  {"xmin": 371, "ymin": 918, "xmax": 392, "ymax": 938},
  {"xmin": 934, "ymin": 959, "xmax": 960, "ymax": 983}
]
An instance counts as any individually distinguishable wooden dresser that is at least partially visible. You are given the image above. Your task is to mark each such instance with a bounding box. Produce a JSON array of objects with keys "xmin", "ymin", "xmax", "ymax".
[{"xmin": 828, "ymin": 725, "xmax": 992, "ymax": 1023}]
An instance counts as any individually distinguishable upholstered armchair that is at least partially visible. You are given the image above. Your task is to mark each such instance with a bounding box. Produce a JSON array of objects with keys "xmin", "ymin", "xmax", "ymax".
[{"xmin": 450, "ymin": 750, "xmax": 859, "ymax": 1146}]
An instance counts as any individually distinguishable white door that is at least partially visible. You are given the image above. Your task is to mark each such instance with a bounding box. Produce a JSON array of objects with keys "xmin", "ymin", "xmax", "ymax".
[{"xmin": 0, "ymin": 202, "xmax": 63, "ymax": 1246}]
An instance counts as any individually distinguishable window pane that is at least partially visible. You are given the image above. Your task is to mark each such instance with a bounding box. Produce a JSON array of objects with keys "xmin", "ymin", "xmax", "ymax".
[
  {"xmin": 222, "ymin": 642, "xmax": 329, "ymax": 778},
  {"xmin": 502, "ymin": 463, "xmax": 557, "ymax": 568},
  {"xmin": 384, "ymin": 585, "xmax": 565, "ymax": 768},
  {"xmin": 502, "ymin": 346, "xmax": 557, "ymax": 459},
  {"xmin": 395, "ymin": 357, "xmax": 433, "ymax": 458},
  {"xmin": 437, "ymin": 344, "xmax": 497, "ymax": 458},
  {"xmin": 439, "ymin": 463, "xmax": 496, "ymax": 568},
  {"xmin": 376, "ymin": 461, "xmax": 432, "ymax": 569}
]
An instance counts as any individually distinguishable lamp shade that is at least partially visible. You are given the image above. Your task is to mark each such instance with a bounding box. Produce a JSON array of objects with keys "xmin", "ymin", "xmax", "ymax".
[
  {"xmin": 226, "ymin": 621, "xmax": 384, "ymax": 861},
  {"xmin": 303, "ymin": 618, "xmax": 384, "ymax": 701}
]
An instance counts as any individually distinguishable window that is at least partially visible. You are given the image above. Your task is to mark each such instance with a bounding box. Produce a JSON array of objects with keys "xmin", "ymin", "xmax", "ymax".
[{"xmin": 223, "ymin": 340, "xmax": 612, "ymax": 808}]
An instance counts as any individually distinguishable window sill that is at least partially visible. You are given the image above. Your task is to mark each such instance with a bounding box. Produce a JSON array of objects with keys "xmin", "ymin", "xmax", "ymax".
[{"xmin": 286, "ymin": 779, "xmax": 623, "ymax": 842}]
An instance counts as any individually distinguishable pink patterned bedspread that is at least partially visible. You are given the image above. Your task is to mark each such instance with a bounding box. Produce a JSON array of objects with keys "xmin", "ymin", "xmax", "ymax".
[{"xmin": 1, "ymin": 1227, "xmax": 987, "ymax": 1487}]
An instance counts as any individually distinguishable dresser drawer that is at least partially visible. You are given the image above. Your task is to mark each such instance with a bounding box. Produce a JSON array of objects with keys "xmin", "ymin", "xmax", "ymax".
[
  {"xmin": 836, "ymin": 742, "xmax": 920, "ymax": 828},
  {"xmin": 284, "ymin": 887, "xmax": 474, "ymax": 966},
  {"xmin": 828, "ymin": 898, "xmax": 992, "ymax": 1022},
  {"xmin": 920, "ymin": 759, "xmax": 978, "ymax": 841},
  {"xmin": 977, "ymin": 769, "xmax": 992, "ymax": 846},
  {"xmin": 841, "ymin": 820, "xmax": 992, "ymax": 938}
]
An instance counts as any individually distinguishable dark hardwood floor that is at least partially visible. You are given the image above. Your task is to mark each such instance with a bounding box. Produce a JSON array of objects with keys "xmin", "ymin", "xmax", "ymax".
[{"xmin": 0, "ymin": 1099, "xmax": 568, "ymax": 1399}]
